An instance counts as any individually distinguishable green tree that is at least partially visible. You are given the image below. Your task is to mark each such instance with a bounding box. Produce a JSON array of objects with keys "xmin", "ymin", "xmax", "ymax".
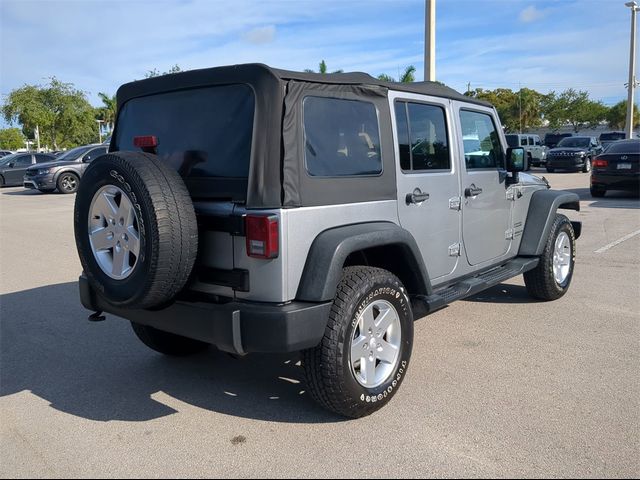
[
  {"xmin": 96, "ymin": 92, "xmax": 117, "ymax": 133},
  {"xmin": 466, "ymin": 87, "xmax": 520, "ymax": 131},
  {"xmin": 2, "ymin": 78, "xmax": 96, "ymax": 149},
  {"xmin": 542, "ymin": 89, "xmax": 607, "ymax": 133},
  {"xmin": 376, "ymin": 65, "xmax": 417, "ymax": 83},
  {"xmin": 304, "ymin": 60, "xmax": 343, "ymax": 74},
  {"xmin": 0, "ymin": 128, "xmax": 25, "ymax": 150},
  {"xmin": 144, "ymin": 64, "xmax": 182, "ymax": 78},
  {"xmin": 605, "ymin": 100, "xmax": 640, "ymax": 129}
]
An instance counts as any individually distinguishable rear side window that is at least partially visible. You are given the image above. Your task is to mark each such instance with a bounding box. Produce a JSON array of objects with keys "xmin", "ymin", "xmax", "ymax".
[
  {"xmin": 35, "ymin": 154, "xmax": 53, "ymax": 163},
  {"xmin": 394, "ymin": 101, "xmax": 450, "ymax": 171},
  {"xmin": 303, "ymin": 96, "xmax": 382, "ymax": 177},
  {"xmin": 459, "ymin": 110, "xmax": 504, "ymax": 169},
  {"xmin": 115, "ymin": 84, "xmax": 254, "ymax": 178}
]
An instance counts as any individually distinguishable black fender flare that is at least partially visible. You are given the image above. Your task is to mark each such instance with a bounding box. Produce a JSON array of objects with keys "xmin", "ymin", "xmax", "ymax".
[
  {"xmin": 519, "ymin": 189, "xmax": 581, "ymax": 256},
  {"xmin": 296, "ymin": 222, "xmax": 432, "ymax": 302}
]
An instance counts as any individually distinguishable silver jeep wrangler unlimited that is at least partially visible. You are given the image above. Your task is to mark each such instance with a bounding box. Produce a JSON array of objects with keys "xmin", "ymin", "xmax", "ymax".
[{"xmin": 75, "ymin": 64, "xmax": 581, "ymax": 418}]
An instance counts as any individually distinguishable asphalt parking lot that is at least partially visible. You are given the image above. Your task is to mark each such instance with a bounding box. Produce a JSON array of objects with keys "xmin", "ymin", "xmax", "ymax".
[{"xmin": 1, "ymin": 170, "xmax": 638, "ymax": 478}]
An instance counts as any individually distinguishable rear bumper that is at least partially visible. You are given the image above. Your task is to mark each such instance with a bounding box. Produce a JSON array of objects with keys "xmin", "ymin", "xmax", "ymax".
[
  {"xmin": 591, "ymin": 172, "xmax": 640, "ymax": 191},
  {"xmin": 79, "ymin": 275, "xmax": 332, "ymax": 355}
]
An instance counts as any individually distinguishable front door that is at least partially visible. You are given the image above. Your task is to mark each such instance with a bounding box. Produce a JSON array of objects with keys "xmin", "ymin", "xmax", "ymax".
[
  {"xmin": 6, "ymin": 154, "xmax": 33, "ymax": 184},
  {"xmin": 454, "ymin": 105, "xmax": 512, "ymax": 266},
  {"xmin": 392, "ymin": 93, "xmax": 461, "ymax": 281}
]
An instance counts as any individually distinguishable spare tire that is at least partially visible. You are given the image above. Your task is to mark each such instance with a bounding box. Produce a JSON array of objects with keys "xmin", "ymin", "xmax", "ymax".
[{"xmin": 74, "ymin": 151, "xmax": 198, "ymax": 309}]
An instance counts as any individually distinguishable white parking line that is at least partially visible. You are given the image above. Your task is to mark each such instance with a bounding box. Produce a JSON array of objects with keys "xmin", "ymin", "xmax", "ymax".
[{"xmin": 594, "ymin": 229, "xmax": 640, "ymax": 254}]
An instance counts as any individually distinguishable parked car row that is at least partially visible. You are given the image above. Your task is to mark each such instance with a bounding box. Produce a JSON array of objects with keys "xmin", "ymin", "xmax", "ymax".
[
  {"xmin": 0, "ymin": 143, "xmax": 108, "ymax": 193},
  {"xmin": 590, "ymin": 139, "xmax": 640, "ymax": 198}
]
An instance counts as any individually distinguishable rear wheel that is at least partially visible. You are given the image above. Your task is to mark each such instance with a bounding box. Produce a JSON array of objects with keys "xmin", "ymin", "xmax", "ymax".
[
  {"xmin": 590, "ymin": 186, "xmax": 606, "ymax": 197},
  {"xmin": 302, "ymin": 266, "xmax": 414, "ymax": 418},
  {"xmin": 546, "ymin": 167, "xmax": 555, "ymax": 173},
  {"xmin": 57, "ymin": 172, "xmax": 80, "ymax": 194},
  {"xmin": 524, "ymin": 214, "xmax": 576, "ymax": 301},
  {"xmin": 131, "ymin": 322, "xmax": 209, "ymax": 356}
]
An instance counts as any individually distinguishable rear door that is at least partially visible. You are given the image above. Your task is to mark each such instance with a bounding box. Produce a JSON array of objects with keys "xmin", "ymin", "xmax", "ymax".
[
  {"xmin": 391, "ymin": 92, "xmax": 462, "ymax": 281},
  {"xmin": 453, "ymin": 103, "xmax": 512, "ymax": 266}
]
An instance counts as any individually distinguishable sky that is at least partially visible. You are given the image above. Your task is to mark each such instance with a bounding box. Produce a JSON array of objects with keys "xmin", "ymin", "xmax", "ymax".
[{"xmin": 0, "ymin": 0, "xmax": 636, "ymax": 117}]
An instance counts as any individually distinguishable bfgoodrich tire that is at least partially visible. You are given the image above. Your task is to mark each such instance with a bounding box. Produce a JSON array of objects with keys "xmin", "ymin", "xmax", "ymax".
[
  {"xmin": 524, "ymin": 214, "xmax": 576, "ymax": 301},
  {"xmin": 74, "ymin": 151, "xmax": 198, "ymax": 309},
  {"xmin": 302, "ymin": 266, "xmax": 414, "ymax": 418},
  {"xmin": 131, "ymin": 322, "xmax": 209, "ymax": 356}
]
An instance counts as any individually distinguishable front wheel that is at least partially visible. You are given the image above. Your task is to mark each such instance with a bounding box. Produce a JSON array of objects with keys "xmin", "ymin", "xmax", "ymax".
[
  {"xmin": 582, "ymin": 157, "xmax": 591, "ymax": 173},
  {"xmin": 302, "ymin": 266, "xmax": 414, "ymax": 418},
  {"xmin": 57, "ymin": 172, "xmax": 80, "ymax": 194},
  {"xmin": 524, "ymin": 214, "xmax": 576, "ymax": 301}
]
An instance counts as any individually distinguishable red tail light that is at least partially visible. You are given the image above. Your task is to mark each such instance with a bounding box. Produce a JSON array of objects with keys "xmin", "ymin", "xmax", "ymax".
[
  {"xmin": 592, "ymin": 157, "xmax": 608, "ymax": 168},
  {"xmin": 133, "ymin": 135, "xmax": 158, "ymax": 148},
  {"xmin": 245, "ymin": 215, "xmax": 279, "ymax": 259}
]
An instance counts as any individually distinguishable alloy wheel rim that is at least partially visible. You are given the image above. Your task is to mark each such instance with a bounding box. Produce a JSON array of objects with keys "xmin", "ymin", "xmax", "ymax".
[
  {"xmin": 88, "ymin": 185, "xmax": 141, "ymax": 280},
  {"xmin": 553, "ymin": 232, "xmax": 571, "ymax": 284},
  {"xmin": 350, "ymin": 299, "xmax": 402, "ymax": 388},
  {"xmin": 62, "ymin": 175, "xmax": 77, "ymax": 191}
]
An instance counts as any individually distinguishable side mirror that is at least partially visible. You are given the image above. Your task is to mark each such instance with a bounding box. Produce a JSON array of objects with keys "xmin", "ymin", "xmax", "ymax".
[
  {"xmin": 83, "ymin": 156, "xmax": 91, "ymax": 162},
  {"xmin": 506, "ymin": 147, "xmax": 527, "ymax": 172},
  {"xmin": 7, "ymin": 162, "xmax": 14, "ymax": 168}
]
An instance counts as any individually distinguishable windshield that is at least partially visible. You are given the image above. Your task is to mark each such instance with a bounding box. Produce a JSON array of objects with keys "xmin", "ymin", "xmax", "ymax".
[
  {"xmin": 505, "ymin": 135, "xmax": 519, "ymax": 148},
  {"xmin": 56, "ymin": 145, "xmax": 93, "ymax": 161},
  {"xmin": 557, "ymin": 137, "xmax": 590, "ymax": 148},
  {"xmin": 0, "ymin": 153, "xmax": 21, "ymax": 165}
]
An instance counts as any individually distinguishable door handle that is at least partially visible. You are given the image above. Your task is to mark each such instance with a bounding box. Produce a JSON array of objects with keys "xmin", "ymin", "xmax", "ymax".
[
  {"xmin": 406, "ymin": 188, "xmax": 430, "ymax": 205},
  {"xmin": 465, "ymin": 184, "xmax": 483, "ymax": 197}
]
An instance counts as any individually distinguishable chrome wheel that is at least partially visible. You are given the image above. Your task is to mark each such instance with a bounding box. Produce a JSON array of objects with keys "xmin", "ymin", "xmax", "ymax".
[
  {"xmin": 88, "ymin": 185, "xmax": 141, "ymax": 280},
  {"xmin": 350, "ymin": 300, "xmax": 401, "ymax": 388},
  {"xmin": 553, "ymin": 232, "xmax": 571, "ymax": 285}
]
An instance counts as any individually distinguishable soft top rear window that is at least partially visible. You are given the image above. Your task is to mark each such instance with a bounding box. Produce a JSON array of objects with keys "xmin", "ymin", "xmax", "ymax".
[{"xmin": 114, "ymin": 84, "xmax": 254, "ymax": 179}]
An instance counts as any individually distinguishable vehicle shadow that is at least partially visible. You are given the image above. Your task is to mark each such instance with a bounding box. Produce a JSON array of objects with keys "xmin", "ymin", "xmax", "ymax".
[
  {"xmin": 564, "ymin": 187, "xmax": 639, "ymax": 209},
  {"xmin": 2, "ymin": 189, "xmax": 43, "ymax": 195},
  {"xmin": 0, "ymin": 282, "xmax": 344, "ymax": 424},
  {"xmin": 464, "ymin": 283, "xmax": 537, "ymax": 304}
]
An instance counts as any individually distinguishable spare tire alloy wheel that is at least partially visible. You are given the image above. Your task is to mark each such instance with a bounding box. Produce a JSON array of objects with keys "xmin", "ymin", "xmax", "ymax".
[
  {"xmin": 74, "ymin": 151, "xmax": 198, "ymax": 309},
  {"xmin": 88, "ymin": 185, "xmax": 140, "ymax": 280}
]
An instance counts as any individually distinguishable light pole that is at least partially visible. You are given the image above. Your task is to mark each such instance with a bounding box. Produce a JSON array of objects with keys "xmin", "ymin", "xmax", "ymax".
[
  {"xmin": 424, "ymin": 0, "xmax": 436, "ymax": 81},
  {"xmin": 96, "ymin": 119, "xmax": 104, "ymax": 143},
  {"xmin": 625, "ymin": 1, "xmax": 639, "ymax": 139}
]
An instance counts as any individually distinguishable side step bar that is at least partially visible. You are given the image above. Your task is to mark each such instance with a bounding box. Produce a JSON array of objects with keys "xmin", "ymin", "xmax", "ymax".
[{"xmin": 411, "ymin": 257, "xmax": 539, "ymax": 317}]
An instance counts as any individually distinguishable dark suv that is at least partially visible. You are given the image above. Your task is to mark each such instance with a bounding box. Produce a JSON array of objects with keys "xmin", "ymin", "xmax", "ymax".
[
  {"xmin": 546, "ymin": 136, "xmax": 603, "ymax": 173},
  {"xmin": 74, "ymin": 64, "xmax": 581, "ymax": 418},
  {"xmin": 24, "ymin": 144, "xmax": 107, "ymax": 193}
]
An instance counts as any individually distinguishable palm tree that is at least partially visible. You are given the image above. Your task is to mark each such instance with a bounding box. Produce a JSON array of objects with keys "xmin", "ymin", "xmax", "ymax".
[
  {"xmin": 305, "ymin": 60, "xmax": 343, "ymax": 74},
  {"xmin": 97, "ymin": 92, "xmax": 117, "ymax": 133},
  {"xmin": 377, "ymin": 65, "xmax": 416, "ymax": 83}
]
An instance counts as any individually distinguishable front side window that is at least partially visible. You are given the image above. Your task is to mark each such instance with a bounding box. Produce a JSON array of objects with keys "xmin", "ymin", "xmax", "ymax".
[
  {"xmin": 394, "ymin": 101, "xmax": 450, "ymax": 172},
  {"xmin": 304, "ymin": 96, "xmax": 382, "ymax": 177},
  {"xmin": 459, "ymin": 110, "xmax": 504, "ymax": 170},
  {"xmin": 84, "ymin": 147, "xmax": 107, "ymax": 162}
]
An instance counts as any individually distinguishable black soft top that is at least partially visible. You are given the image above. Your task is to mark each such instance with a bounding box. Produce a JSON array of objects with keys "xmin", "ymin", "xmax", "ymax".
[
  {"xmin": 114, "ymin": 63, "xmax": 491, "ymax": 208},
  {"xmin": 117, "ymin": 63, "xmax": 489, "ymax": 109}
]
